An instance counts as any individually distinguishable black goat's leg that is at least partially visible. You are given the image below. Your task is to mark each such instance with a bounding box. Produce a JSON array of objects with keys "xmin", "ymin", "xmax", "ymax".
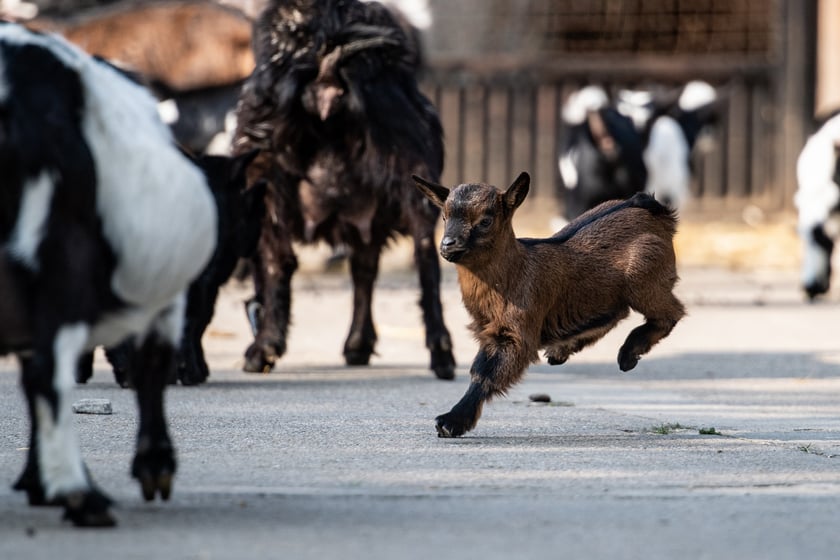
[
  {"xmin": 243, "ymin": 220, "xmax": 297, "ymax": 373},
  {"xmin": 344, "ymin": 243, "xmax": 380, "ymax": 366},
  {"xmin": 131, "ymin": 306, "xmax": 179, "ymax": 503},
  {"xmin": 435, "ymin": 342, "xmax": 531, "ymax": 437},
  {"xmin": 412, "ymin": 223, "xmax": 455, "ymax": 380},
  {"xmin": 104, "ymin": 339, "xmax": 134, "ymax": 388},
  {"xmin": 177, "ymin": 277, "xmax": 218, "ymax": 385},
  {"xmin": 75, "ymin": 351, "xmax": 94, "ymax": 384}
]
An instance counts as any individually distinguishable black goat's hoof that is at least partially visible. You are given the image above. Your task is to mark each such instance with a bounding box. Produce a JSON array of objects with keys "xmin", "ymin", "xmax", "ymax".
[
  {"xmin": 430, "ymin": 349, "xmax": 455, "ymax": 380},
  {"xmin": 62, "ymin": 489, "xmax": 116, "ymax": 527},
  {"xmin": 137, "ymin": 470, "xmax": 173, "ymax": 502},
  {"xmin": 433, "ymin": 363, "xmax": 455, "ymax": 380},
  {"xmin": 13, "ymin": 471, "xmax": 52, "ymax": 506},
  {"xmin": 177, "ymin": 361, "xmax": 208, "ymax": 386},
  {"xmin": 617, "ymin": 348, "xmax": 640, "ymax": 372},
  {"xmin": 435, "ymin": 412, "xmax": 471, "ymax": 438},
  {"xmin": 344, "ymin": 349, "xmax": 372, "ymax": 366},
  {"xmin": 132, "ymin": 439, "xmax": 176, "ymax": 502},
  {"xmin": 243, "ymin": 341, "xmax": 282, "ymax": 373}
]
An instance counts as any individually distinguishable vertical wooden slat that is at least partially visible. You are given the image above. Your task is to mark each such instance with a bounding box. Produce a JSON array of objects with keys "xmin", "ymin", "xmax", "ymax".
[
  {"xmin": 457, "ymin": 86, "xmax": 467, "ymax": 184},
  {"xmin": 481, "ymin": 83, "xmax": 490, "ymax": 183}
]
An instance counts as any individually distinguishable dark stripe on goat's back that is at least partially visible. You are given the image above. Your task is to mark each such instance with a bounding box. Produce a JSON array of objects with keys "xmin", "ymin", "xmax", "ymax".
[{"xmin": 520, "ymin": 192, "xmax": 675, "ymax": 247}]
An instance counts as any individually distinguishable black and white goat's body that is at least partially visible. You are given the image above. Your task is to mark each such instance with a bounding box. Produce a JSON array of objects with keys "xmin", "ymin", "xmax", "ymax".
[
  {"xmin": 0, "ymin": 24, "xmax": 216, "ymax": 525},
  {"xmin": 233, "ymin": 0, "xmax": 455, "ymax": 379},
  {"xmin": 558, "ymin": 81, "xmax": 717, "ymax": 221},
  {"xmin": 794, "ymin": 113, "xmax": 840, "ymax": 299}
]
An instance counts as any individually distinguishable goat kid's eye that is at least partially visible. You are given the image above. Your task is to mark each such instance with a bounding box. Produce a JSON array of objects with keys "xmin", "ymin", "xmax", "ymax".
[{"xmin": 479, "ymin": 217, "xmax": 493, "ymax": 228}]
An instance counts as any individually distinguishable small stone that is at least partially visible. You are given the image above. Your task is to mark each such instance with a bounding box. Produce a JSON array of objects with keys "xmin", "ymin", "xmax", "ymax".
[
  {"xmin": 528, "ymin": 393, "xmax": 551, "ymax": 403},
  {"xmin": 72, "ymin": 398, "xmax": 112, "ymax": 415}
]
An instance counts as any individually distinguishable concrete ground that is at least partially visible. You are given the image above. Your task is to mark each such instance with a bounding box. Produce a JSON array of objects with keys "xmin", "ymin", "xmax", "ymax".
[{"xmin": 1, "ymin": 254, "xmax": 840, "ymax": 559}]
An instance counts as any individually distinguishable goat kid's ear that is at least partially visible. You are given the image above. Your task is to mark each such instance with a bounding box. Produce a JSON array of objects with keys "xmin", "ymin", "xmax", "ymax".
[
  {"xmin": 412, "ymin": 175, "xmax": 449, "ymax": 208},
  {"xmin": 504, "ymin": 172, "xmax": 530, "ymax": 211}
]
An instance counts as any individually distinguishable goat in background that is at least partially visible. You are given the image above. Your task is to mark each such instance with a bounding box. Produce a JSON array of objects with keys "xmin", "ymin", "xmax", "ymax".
[{"xmin": 558, "ymin": 80, "xmax": 718, "ymax": 222}]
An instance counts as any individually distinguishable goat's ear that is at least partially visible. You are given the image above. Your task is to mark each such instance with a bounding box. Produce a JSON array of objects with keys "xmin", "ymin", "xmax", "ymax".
[
  {"xmin": 412, "ymin": 175, "xmax": 449, "ymax": 208},
  {"xmin": 504, "ymin": 172, "xmax": 530, "ymax": 211}
]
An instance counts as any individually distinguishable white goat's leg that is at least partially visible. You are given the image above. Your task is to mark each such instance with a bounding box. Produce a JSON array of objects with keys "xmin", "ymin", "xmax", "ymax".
[{"xmin": 35, "ymin": 323, "xmax": 90, "ymax": 501}]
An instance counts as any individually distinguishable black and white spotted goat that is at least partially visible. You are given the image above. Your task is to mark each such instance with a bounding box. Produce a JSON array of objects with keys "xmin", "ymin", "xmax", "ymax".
[
  {"xmin": 558, "ymin": 81, "xmax": 718, "ymax": 221},
  {"xmin": 794, "ymin": 113, "xmax": 840, "ymax": 300},
  {"xmin": 0, "ymin": 24, "xmax": 217, "ymax": 526}
]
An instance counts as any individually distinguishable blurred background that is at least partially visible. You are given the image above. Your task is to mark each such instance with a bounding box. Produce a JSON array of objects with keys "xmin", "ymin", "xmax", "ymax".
[{"xmin": 1, "ymin": 0, "xmax": 835, "ymax": 270}]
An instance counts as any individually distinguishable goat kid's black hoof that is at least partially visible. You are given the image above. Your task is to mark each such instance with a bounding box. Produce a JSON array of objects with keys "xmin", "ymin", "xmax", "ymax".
[
  {"xmin": 62, "ymin": 489, "xmax": 116, "ymax": 528},
  {"xmin": 546, "ymin": 354, "xmax": 568, "ymax": 366},
  {"xmin": 617, "ymin": 348, "xmax": 640, "ymax": 372},
  {"xmin": 435, "ymin": 412, "xmax": 471, "ymax": 438}
]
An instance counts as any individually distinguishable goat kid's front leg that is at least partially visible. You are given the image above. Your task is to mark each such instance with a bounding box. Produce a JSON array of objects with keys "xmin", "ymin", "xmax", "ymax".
[
  {"xmin": 15, "ymin": 325, "xmax": 115, "ymax": 527},
  {"xmin": 344, "ymin": 244, "xmax": 380, "ymax": 366},
  {"xmin": 436, "ymin": 343, "xmax": 530, "ymax": 437},
  {"xmin": 131, "ymin": 323, "xmax": 179, "ymax": 502},
  {"xmin": 243, "ymin": 221, "xmax": 298, "ymax": 373}
]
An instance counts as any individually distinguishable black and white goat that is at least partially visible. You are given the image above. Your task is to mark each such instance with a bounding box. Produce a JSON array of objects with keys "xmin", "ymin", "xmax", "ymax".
[
  {"xmin": 0, "ymin": 24, "xmax": 217, "ymax": 526},
  {"xmin": 794, "ymin": 113, "xmax": 840, "ymax": 300},
  {"xmin": 558, "ymin": 81, "xmax": 718, "ymax": 221}
]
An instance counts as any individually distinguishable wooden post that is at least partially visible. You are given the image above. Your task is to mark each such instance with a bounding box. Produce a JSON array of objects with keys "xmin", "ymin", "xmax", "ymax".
[
  {"xmin": 815, "ymin": 0, "xmax": 840, "ymax": 118},
  {"xmin": 777, "ymin": 0, "xmax": 817, "ymax": 209}
]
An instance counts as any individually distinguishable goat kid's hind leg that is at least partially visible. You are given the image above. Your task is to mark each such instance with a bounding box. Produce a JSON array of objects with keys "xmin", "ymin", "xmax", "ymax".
[
  {"xmin": 411, "ymin": 220, "xmax": 455, "ymax": 380},
  {"xmin": 618, "ymin": 293, "xmax": 685, "ymax": 372},
  {"xmin": 16, "ymin": 325, "xmax": 115, "ymax": 526},
  {"xmin": 131, "ymin": 303, "xmax": 181, "ymax": 502},
  {"xmin": 344, "ymin": 243, "xmax": 380, "ymax": 366}
]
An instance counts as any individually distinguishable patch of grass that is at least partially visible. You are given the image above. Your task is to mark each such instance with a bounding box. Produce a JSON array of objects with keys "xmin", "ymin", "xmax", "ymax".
[
  {"xmin": 699, "ymin": 427, "xmax": 722, "ymax": 435},
  {"xmin": 650, "ymin": 422, "xmax": 688, "ymax": 435}
]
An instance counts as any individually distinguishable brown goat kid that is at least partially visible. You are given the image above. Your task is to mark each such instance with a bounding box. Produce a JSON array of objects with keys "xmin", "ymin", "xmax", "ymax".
[{"xmin": 413, "ymin": 172, "xmax": 686, "ymax": 437}]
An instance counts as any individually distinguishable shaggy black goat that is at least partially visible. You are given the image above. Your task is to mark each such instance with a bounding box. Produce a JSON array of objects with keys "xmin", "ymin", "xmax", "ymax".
[
  {"xmin": 232, "ymin": 0, "xmax": 455, "ymax": 378},
  {"xmin": 415, "ymin": 173, "xmax": 685, "ymax": 437}
]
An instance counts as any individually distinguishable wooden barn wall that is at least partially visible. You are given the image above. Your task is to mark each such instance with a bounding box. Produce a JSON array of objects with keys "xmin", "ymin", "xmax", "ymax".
[{"xmin": 423, "ymin": 0, "xmax": 816, "ymax": 216}]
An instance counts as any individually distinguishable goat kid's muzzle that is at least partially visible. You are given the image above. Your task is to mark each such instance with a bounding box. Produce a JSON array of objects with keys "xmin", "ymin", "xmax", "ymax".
[{"xmin": 439, "ymin": 236, "xmax": 466, "ymax": 262}]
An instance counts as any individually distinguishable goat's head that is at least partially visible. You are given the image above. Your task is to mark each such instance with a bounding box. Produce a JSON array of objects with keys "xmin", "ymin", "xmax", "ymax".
[
  {"xmin": 302, "ymin": 27, "xmax": 404, "ymax": 121},
  {"xmin": 413, "ymin": 172, "xmax": 530, "ymax": 264}
]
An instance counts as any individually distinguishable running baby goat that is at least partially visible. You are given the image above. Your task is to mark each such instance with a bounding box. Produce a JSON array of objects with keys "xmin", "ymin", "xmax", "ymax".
[{"xmin": 413, "ymin": 173, "xmax": 685, "ymax": 437}]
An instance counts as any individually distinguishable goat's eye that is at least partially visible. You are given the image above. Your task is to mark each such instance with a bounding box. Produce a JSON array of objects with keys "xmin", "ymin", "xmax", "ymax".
[{"xmin": 479, "ymin": 217, "xmax": 493, "ymax": 228}]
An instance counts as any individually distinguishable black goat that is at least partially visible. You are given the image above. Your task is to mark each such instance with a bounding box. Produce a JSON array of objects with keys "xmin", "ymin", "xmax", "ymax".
[
  {"xmin": 0, "ymin": 23, "xmax": 217, "ymax": 526},
  {"xmin": 232, "ymin": 0, "xmax": 455, "ymax": 379},
  {"xmin": 74, "ymin": 150, "xmax": 266, "ymax": 386}
]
